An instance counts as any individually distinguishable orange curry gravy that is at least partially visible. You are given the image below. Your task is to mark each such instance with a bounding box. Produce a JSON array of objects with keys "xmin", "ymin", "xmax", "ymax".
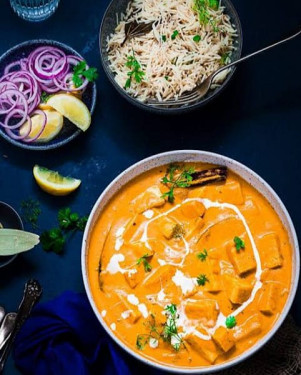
[{"xmin": 87, "ymin": 164, "xmax": 292, "ymax": 368}]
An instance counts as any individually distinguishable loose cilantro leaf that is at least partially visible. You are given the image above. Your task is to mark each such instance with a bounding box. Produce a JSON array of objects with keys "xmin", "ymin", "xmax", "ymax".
[
  {"xmin": 197, "ymin": 249, "xmax": 208, "ymax": 262},
  {"xmin": 124, "ymin": 55, "xmax": 145, "ymax": 89},
  {"xmin": 42, "ymin": 207, "xmax": 88, "ymax": 254},
  {"xmin": 40, "ymin": 91, "xmax": 51, "ymax": 104},
  {"xmin": 162, "ymin": 35, "xmax": 167, "ymax": 42},
  {"xmin": 193, "ymin": 35, "xmax": 201, "ymax": 42},
  {"xmin": 197, "ymin": 274, "xmax": 209, "ymax": 286},
  {"xmin": 161, "ymin": 164, "xmax": 195, "ymax": 203},
  {"xmin": 193, "ymin": 0, "xmax": 220, "ymax": 31},
  {"xmin": 76, "ymin": 216, "xmax": 88, "ymax": 231},
  {"xmin": 72, "ymin": 60, "xmax": 98, "ymax": 88},
  {"xmin": 40, "ymin": 228, "xmax": 65, "ymax": 254},
  {"xmin": 58, "ymin": 208, "xmax": 87, "ymax": 231},
  {"xmin": 136, "ymin": 334, "xmax": 148, "ymax": 350},
  {"xmin": 234, "ymin": 236, "xmax": 245, "ymax": 252},
  {"xmin": 225, "ymin": 316, "xmax": 237, "ymax": 329},
  {"xmin": 137, "ymin": 253, "xmax": 152, "ymax": 272},
  {"xmin": 171, "ymin": 30, "xmax": 179, "ymax": 40},
  {"xmin": 220, "ymin": 52, "xmax": 230, "ymax": 65}
]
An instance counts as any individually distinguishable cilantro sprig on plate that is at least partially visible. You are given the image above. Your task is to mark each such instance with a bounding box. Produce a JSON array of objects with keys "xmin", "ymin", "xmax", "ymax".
[
  {"xmin": 40, "ymin": 207, "xmax": 88, "ymax": 254},
  {"xmin": 72, "ymin": 60, "xmax": 98, "ymax": 88},
  {"xmin": 124, "ymin": 55, "xmax": 145, "ymax": 89}
]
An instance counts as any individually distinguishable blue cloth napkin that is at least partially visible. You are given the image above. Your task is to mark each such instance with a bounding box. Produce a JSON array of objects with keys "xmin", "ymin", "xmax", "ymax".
[{"xmin": 13, "ymin": 291, "xmax": 163, "ymax": 375}]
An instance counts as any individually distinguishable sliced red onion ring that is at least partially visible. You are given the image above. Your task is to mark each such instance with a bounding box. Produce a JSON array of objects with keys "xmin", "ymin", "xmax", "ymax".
[
  {"xmin": 5, "ymin": 115, "xmax": 32, "ymax": 140},
  {"xmin": 23, "ymin": 109, "xmax": 47, "ymax": 143}
]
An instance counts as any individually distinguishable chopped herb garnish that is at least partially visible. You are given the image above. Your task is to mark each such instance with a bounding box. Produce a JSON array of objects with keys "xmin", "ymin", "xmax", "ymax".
[
  {"xmin": 193, "ymin": 0, "xmax": 220, "ymax": 31},
  {"xmin": 197, "ymin": 249, "xmax": 208, "ymax": 261},
  {"xmin": 20, "ymin": 199, "xmax": 41, "ymax": 229},
  {"xmin": 41, "ymin": 207, "xmax": 88, "ymax": 254},
  {"xmin": 197, "ymin": 274, "xmax": 209, "ymax": 286},
  {"xmin": 234, "ymin": 236, "xmax": 245, "ymax": 252},
  {"xmin": 164, "ymin": 76, "xmax": 169, "ymax": 81},
  {"xmin": 162, "ymin": 35, "xmax": 167, "ymax": 42},
  {"xmin": 124, "ymin": 54, "xmax": 145, "ymax": 89},
  {"xmin": 172, "ymin": 224, "xmax": 185, "ymax": 239},
  {"xmin": 220, "ymin": 52, "xmax": 230, "ymax": 65},
  {"xmin": 163, "ymin": 304, "xmax": 184, "ymax": 351},
  {"xmin": 136, "ymin": 334, "xmax": 149, "ymax": 350},
  {"xmin": 137, "ymin": 253, "xmax": 152, "ymax": 272},
  {"xmin": 58, "ymin": 207, "xmax": 87, "ymax": 231},
  {"xmin": 136, "ymin": 307, "xmax": 185, "ymax": 352},
  {"xmin": 171, "ymin": 30, "xmax": 179, "ymax": 40},
  {"xmin": 40, "ymin": 228, "xmax": 65, "ymax": 254},
  {"xmin": 161, "ymin": 164, "xmax": 195, "ymax": 203},
  {"xmin": 72, "ymin": 60, "xmax": 98, "ymax": 88},
  {"xmin": 225, "ymin": 316, "xmax": 237, "ymax": 329},
  {"xmin": 40, "ymin": 91, "xmax": 51, "ymax": 103},
  {"xmin": 193, "ymin": 35, "xmax": 201, "ymax": 42}
]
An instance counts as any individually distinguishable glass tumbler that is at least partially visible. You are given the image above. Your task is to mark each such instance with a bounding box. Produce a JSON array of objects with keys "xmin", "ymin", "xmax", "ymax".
[{"xmin": 9, "ymin": 0, "xmax": 60, "ymax": 22}]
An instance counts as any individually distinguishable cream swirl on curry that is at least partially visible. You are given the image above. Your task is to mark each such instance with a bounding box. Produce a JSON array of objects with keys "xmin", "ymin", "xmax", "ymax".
[{"xmin": 88, "ymin": 164, "xmax": 292, "ymax": 367}]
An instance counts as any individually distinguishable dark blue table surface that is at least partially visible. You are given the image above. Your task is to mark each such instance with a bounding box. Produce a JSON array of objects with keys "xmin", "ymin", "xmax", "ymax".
[{"xmin": 0, "ymin": 0, "xmax": 301, "ymax": 373}]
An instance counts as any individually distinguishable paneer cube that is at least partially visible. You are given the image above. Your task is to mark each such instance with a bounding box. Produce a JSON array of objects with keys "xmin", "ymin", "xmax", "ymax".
[
  {"xmin": 130, "ymin": 241, "xmax": 155, "ymax": 258},
  {"xmin": 225, "ymin": 276, "xmax": 252, "ymax": 305},
  {"xmin": 181, "ymin": 200, "xmax": 205, "ymax": 219},
  {"xmin": 205, "ymin": 275, "xmax": 222, "ymax": 293},
  {"xmin": 227, "ymin": 240, "xmax": 256, "ymax": 276},
  {"xmin": 257, "ymin": 233, "xmax": 283, "ymax": 269},
  {"xmin": 143, "ymin": 265, "xmax": 176, "ymax": 292},
  {"xmin": 212, "ymin": 326, "xmax": 235, "ymax": 353},
  {"xmin": 233, "ymin": 315, "xmax": 262, "ymax": 342},
  {"xmin": 131, "ymin": 185, "xmax": 165, "ymax": 214},
  {"xmin": 157, "ymin": 216, "xmax": 177, "ymax": 239},
  {"xmin": 185, "ymin": 217, "xmax": 204, "ymax": 241},
  {"xmin": 188, "ymin": 180, "xmax": 244, "ymax": 205},
  {"xmin": 124, "ymin": 266, "xmax": 144, "ymax": 289},
  {"xmin": 258, "ymin": 282, "xmax": 279, "ymax": 315},
  {"xmin": 209, "ymin": 258, "xmax": 220, "ymax": 274},
  {"xmin": 185, "ymin": 299, "xmax": 219, "ymax": 327},
  {"xmin": 186, "ymin": 334, "xmax": 219, "ymax": 364},
  {"xmin": 118, "ymin": 295, "xmax": 141, "ymax": 324},
  {"xmin": 220, "ymin": 180, "xmax": 244, "ymax": 205}
]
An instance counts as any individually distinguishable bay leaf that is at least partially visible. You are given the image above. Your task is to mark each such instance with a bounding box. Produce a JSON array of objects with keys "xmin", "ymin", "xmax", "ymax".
[
  {"xmin": 0, "ymin": 229, "xmax": 40, "ymax": 256},
  {"xmin": 122, "ymin": 20, "xmax": 154, "ymax": 46}
]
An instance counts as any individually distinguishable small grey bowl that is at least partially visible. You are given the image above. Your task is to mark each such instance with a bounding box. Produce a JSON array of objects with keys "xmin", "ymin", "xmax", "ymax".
[
  {"xmin": 0, "ymin": 201, "xmax": 23, "ymax": 268},
  {"xmin": 0, "ymin": 39, "xmax": 97, "ymax": 150},
  {"xmin": 99, "ymin": 0, "xmax": 243, "ymax": 114}
]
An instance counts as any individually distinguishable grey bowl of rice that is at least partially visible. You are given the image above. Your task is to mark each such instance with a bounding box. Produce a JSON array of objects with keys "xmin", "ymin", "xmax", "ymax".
[{"xmin": 99, "ymin": 0, "xmax": 242, "ymax": 114}]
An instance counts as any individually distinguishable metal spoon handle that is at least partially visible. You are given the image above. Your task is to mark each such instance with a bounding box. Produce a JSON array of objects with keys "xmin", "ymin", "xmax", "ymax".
[
  {"xmin": 213, "ymin": 26, "xmax": 301, "ymax": 79},
  {"xmin": 0, "ymin": 313, "xmax": 16, "ymax": 351},
  {"xmin": 0, "ymin": 280, "xmax": 42, "ymax": 373}
]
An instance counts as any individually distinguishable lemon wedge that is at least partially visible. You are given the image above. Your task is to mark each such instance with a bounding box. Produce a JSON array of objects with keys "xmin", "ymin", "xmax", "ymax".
[
  {"xmin": 33, "ymin": 165, "xmax": 81, "ymax": 196},
  {"xmin": 20, "ymin": 109, "xmax": 63, "ymax": 143},
  {"xmin": 47, "ymin": 94, "xmax": 91, "ymax": 131}
]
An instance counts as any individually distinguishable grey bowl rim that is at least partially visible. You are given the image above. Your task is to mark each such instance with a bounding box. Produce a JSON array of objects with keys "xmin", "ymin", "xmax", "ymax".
[
  {"xmin": 0, "ymin": 201, "xmax": 24, "ymax": 268},
  {"xmin": 0, "ymin": 39, "xmax": 97, "ymax": 151},
  {"xmin": 99, "ymin": 0, "xmax": 243, "ymax": 114},
  {"xmin": 81, "ymin": 149, "xmax": 300, "ymax": 373}
]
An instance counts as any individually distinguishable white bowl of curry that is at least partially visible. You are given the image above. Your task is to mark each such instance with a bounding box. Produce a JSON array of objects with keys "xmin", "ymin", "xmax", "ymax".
[{"xmin": 82, "ymin": 150, "xmax": 299, "ymax": 373}]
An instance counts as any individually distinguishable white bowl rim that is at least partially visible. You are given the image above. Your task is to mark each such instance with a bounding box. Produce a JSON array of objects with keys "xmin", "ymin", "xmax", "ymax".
[{"xmin": 81, "ymin": 150, "xmax": 300, "ymax": 373}]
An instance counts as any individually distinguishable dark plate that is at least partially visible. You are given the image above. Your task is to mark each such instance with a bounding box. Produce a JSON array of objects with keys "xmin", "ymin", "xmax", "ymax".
[
  {"xmin": 100, "ymin": 0, "xmax": 242, "ymax": 114},
  {"xmin": 0, "ymin": 201, "xmax": 23, "ymax": 268},
  {"xmin": 0, "ymin": 39, "xmax": 97, "ymax": 150}
]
